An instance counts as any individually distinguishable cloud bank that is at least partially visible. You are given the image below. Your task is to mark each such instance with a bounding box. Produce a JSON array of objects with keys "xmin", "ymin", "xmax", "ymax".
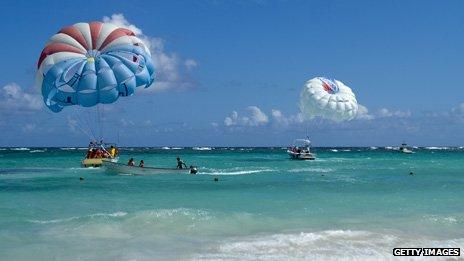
[
  {"xmin": 219, "ymin": 104, "xmax": 418, "ymax": 132},
  {"xmin": 224, "ymin": 106, "xmax": 269, "ymax": 127},
  {"xmin": 103, "ymin": 14, "xmax": 197, "ymax": 92},
  {"xmin": 0, "ymin": 83, "xmax": 42, "ymax": 114}
]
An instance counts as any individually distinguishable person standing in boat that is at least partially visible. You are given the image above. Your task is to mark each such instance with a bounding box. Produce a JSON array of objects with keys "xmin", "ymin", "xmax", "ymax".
[
  {"xmin": 109, "ymin": 146, "xmax": 116, "ymax": 158},
  {"xmin": 176, "ymin": 157, "xmax": 187, "ymax": 169}
]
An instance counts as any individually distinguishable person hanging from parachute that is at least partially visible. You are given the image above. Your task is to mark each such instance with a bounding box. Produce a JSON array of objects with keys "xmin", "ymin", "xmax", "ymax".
[
  {"xmin": 36, "ymin": 21, "xmax": 155, "ymax": 167},
  {"xmin": 288, "ymin": 77, "xmax": 359, "ymax": 160}
]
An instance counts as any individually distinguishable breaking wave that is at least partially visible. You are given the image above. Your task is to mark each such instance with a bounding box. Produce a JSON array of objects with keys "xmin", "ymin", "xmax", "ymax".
[
  {"xmin": 29, "ymin": 211, "xmax": 128, "ymax": 224},
  {"xmin": 194, "ymin": 230, "xmax": 464, "ymax": 261}
]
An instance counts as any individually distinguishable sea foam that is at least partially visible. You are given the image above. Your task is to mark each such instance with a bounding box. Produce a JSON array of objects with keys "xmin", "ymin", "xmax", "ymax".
[{"xmin": 194, "ymin": 230, "xmax": 464, "ymax": 261}]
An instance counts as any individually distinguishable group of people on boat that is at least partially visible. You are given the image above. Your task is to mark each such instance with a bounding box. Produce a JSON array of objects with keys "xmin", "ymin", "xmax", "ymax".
[
  {"xmin": 85, "ymin": 144, "xmax": 118, "ymax": 159},
  {"xmin": 289, "ymin": 146, "xmax": 309, "ymax": 154}
]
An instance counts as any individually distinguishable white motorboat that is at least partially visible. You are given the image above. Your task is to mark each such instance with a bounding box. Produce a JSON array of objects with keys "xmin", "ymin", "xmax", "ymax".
[
  {"xmin": 399, "ymin": 143, "xmax": 413, "ymax": 154},
  {"xmin": 287, "ymin": 139, "xmax": 316, "ymax": 160}
]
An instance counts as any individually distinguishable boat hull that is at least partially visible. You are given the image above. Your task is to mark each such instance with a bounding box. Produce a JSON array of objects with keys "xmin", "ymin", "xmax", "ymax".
[
  {"xmin": 82, "ymin": 157, "xmax": 118, "ymax": 168},
  {"xmin": 287, "ymin": 150, "xmax": 316, "ymax": 160},
  {"xmin": 103, "ymin": 161, "xmax": 196, "ymax": 175}
]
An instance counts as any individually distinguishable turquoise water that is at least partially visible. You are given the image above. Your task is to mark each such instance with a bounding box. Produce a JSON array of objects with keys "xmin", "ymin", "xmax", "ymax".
[{"xmin": 0, "ymin": 147, "xmax": 463, "ymax": 260}]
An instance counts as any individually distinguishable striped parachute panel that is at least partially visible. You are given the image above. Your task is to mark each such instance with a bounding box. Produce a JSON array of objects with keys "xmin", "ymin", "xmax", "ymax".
[{"xmin": 36, "ymin": 21, "xmax": 155, "ymax": 112}]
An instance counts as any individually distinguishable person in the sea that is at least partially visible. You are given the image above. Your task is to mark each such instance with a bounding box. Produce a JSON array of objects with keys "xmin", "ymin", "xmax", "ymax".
[
  {"xmin": 176, "ymin": 157, "xmax": 187, "ymax": 169},
  {"xmin": 128, "ymin": 158, "xmax": 135, "ymax": 166},
  {"xmin": 139, "ymin": 160, "xmax": 144, "ymax": 167}
]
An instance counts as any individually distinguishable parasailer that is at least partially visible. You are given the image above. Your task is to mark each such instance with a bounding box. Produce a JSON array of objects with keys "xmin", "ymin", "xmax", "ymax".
[
  {"xmin": 288, "ymin": 77, "xmax": 359, "ymax": 161},
  {"xmin": 36, "ymin": 21, "xmax": 155, "ymax": 112},
  {"xmin": 36, "ymin": 21, "xmax": 155, "ymax": 167},
  {"xmin": 299, "ymin": 77, "xmax": 358, "ymax": 122}
]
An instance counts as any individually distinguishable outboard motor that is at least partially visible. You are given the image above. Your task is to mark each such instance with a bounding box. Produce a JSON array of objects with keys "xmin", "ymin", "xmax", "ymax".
[{"xmin": 189, "ymin": 166, "xmax": 198, "ymax": 174}]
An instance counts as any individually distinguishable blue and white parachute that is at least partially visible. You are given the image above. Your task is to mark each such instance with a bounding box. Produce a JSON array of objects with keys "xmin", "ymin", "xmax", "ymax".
[
  {"xmin": 299, "ymin": 77, "xmax": 358, "ymax": 122},
  {"xmin": 36, "ymin": 21, "xmax": 155, "ymax": 112}
]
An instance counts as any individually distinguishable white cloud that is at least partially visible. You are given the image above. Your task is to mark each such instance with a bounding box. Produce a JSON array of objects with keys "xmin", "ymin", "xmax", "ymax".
[
  {"xmin": 120, "ymin": 118, "xmax": 135, "ymax": 127},
  {"xmin": 0, "ymin": 83, "xmax": 42, "ymax": 114},
  {"xmin": 224, "ymin": 111, "xmax": 239, "ymax": 126},
  {"xmin": 356, "ymin": 104, "xmax": 375, "ymax": 120},
  {"xmin": 224, "ymin": 106, "xmax": 269, "ymax": 127},
  {"xmin": 376, "ymin": 108, "xmax": 411, "ymax": 118},
  {"xmin": 184, "ymin": 59, "xmax": 198, "ymax": 70},
  {"xmin": 102, "ymin": 14, "xmax": 197, "ymax": 92},
  {"xmin": 22, "ymin": 123, "xmax": 36, "ymax": 133},
  {"xmin": 102, "ymin": 13, "xmax": 142, "ymax": 35},
  {"xmin": 246, "ymin": 106, "xmax": 269, "ymax": 126},
  {"xmin": 354, "ymin": 104, "xmax": 411, "ymax": 120},
  {"xmin": 451, "ymin": 102, "xmax": 464, "ymax": 117},
  {"xmin": 271, "ymin": 109, "xmax": 303, "ymax": 126}
]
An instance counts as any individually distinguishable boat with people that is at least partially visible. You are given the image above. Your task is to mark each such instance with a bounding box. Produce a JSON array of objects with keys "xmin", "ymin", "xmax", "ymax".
[
  {"xmin": 399, "ymin": 142, "xmax": 413, "ymax": 154},
  {"xmin": 102, "ymin": 160, "xmax": 198, "ymax": 175},
  {"xmin": 287, "ymin": 138, "xmax": 316, "ymax": 160},
  {"xmin": 81, "ymin": 141, "xmax": 119, "ymax": 168}
]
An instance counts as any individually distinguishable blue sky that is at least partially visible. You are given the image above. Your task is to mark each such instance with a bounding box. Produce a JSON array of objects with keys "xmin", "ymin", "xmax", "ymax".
[{"xmin": 0, "ymin": 0, "xmax": 464, "ymax": 147}]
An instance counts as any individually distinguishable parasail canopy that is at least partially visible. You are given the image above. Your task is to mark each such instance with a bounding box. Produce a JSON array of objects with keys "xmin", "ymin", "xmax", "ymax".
[
  {"xmin": 36, "ymin": 21, "xmax": 155, "ymax": 112},
  {"xmin": 299, "ymin": 77, "xmax": 358, "ymax": 122}
]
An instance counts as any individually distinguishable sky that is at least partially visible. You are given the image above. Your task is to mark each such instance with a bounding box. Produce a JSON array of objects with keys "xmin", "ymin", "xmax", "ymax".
[{"xmin": 0, "ymin": 0, "xmax": 464, "ymax": 147}]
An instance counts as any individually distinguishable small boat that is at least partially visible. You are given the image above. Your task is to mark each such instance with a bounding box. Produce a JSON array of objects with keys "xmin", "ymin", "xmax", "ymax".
[
  {"xmin": 287, "ymin": 139, "xmax": 316, "ymax": 160},
  {"xmin": 81, "ymin": 142, "xmax": 119, "ymax": 167},
  {"xmin": 399, "ymin": 143, "xmax": 413, "ymax": 154},
  {"xmin": 103, "ymin": 160, "xmax": 198, "ymax": 175}
]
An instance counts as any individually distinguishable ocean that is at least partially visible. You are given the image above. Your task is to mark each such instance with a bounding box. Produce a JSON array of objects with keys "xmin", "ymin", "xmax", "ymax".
[{"xmin": 0, "ymin": 147, "xmax": 463, "ymax": 260}]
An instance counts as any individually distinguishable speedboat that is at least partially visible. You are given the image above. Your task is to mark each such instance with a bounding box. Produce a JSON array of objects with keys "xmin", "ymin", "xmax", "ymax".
[
  {"xmin": 103, "ymin": 160, "xmax": 198, "ymax": 175},
  {"xmin": 287, "ymin": 139, "xmax": 316, "ymax": 160},
  {"xmin": 399, "ymin": 143, "xmax": 413, "ymax": 154},
  {"xmin": 81, "ymin": 142, "xmax": 119, "ymax": 167}
]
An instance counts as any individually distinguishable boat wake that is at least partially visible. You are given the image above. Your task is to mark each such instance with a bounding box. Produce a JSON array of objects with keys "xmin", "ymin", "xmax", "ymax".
[
  {"xmin": 287, "ymin": 167, "xmax": 334, "ymax": 173},
  {"xmin": 201, "ymin": 167, "xmax": 276, "ymax": 175}
]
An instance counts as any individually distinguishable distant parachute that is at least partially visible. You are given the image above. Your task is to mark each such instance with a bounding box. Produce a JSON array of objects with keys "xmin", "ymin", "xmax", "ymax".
[
  {"xmin": 36, "ymin": 21, "xmax": 155, "ymax": 112},
  {"xmin": 299, "ymin": 77, "xmax": 358, "ymax": 122}
]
